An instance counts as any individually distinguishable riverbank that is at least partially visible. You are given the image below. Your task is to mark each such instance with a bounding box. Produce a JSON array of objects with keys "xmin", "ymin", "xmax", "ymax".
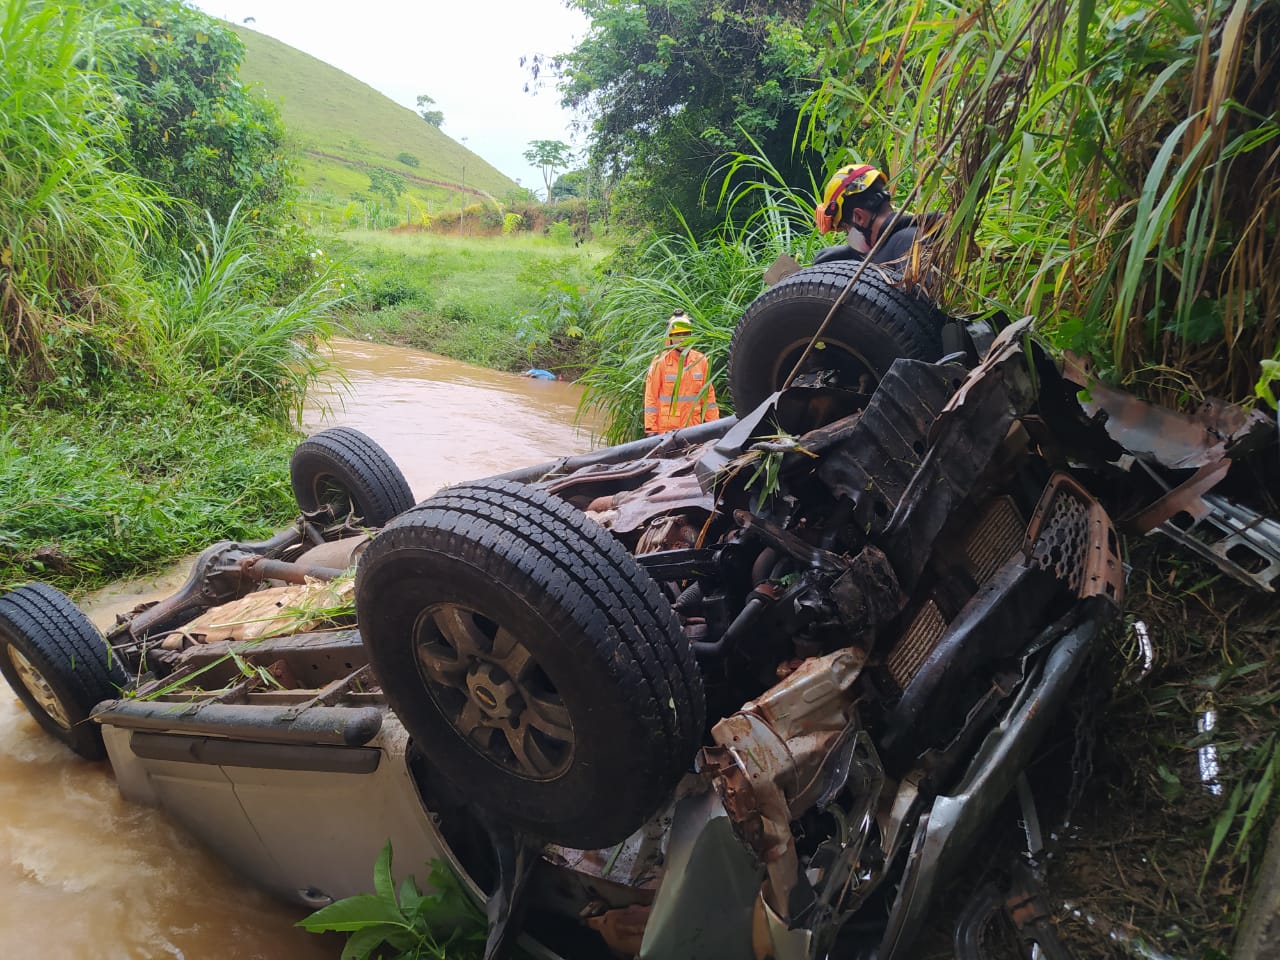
[
  {"xmin": 0, "ymin": 389, "xmax": 300, "ymax": 595},
  {"xmin": 330, "ymin": 231, "xmax": 609, "ymax": 376}
]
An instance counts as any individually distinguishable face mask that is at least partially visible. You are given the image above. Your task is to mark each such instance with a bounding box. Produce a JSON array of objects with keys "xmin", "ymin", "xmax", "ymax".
[{"xmin": 847, "ymin": 221, "xmax": 873, "ymax": 255}]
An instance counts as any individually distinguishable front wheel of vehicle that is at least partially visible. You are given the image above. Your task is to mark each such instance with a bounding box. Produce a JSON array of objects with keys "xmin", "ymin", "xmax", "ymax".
[
  {"xmin": 0, "ymin": 583, "xmax": 125, "ymax": 760},
  {"xmin": 290, "ymin": 427, "xmax": 415, "ymax": 527},
  {"xmin": 728, "ymin": 260, "xmax": 947, "ymax": 413},
  {"xmin": 356, "ymin": 479, "xmax": 704, "ymax": 849}
]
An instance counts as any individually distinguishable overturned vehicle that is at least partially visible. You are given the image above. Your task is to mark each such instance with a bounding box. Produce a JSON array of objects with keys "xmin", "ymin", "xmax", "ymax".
[{"xmin": 2, "ymin": 263, "xmax": 1277, "ymax": 960}]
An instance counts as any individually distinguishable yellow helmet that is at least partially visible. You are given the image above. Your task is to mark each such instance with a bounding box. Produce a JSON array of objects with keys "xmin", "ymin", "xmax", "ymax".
[
  {"xmin": 814, "ymin": 163, "xmax": 889, "ymax": 233},
  {"xmin": 665, "ymin": 309, "xmax": 693, "ymax": 338}
]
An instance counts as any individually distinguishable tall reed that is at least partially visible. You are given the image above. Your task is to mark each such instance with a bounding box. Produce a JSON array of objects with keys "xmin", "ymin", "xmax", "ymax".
[
  {"xmin": 152, "ymin": 204, "xmax": 347, "ymax": 421},
  {"xmin": 0, "ymin": 0, "xmax": 163, "ymax": 396},
  {"xmin": 803, "ymin": 0, "xmax": 1278, "ymax": 403},
  {"xmin": 579, "ymin": 199, "xmax": 817, "ymax": 443}
]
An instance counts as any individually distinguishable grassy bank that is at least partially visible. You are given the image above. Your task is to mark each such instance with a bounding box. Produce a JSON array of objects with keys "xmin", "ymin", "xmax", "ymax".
[
  {"xmin": 333, "ymin": 231, "xmax": 608, "ymax": 374},
  {"xmin": 0, "ymin": 391, "xmax": 299, "ymax": 593}
]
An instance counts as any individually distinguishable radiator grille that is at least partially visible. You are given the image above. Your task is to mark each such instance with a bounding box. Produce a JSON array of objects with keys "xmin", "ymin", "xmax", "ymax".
[
  {"xmin": 886, "ymin": 600, "xmax": 946, "ymax": 690},
  {"xmin": 962, "ymin": 495, "xmax": 1024, "ymax": 585},
  {"xmin": 1029, "ymin": 491, "xmax": 1089, "ymax": 593},
  {"xmin": 885, "ymin": 496, "xmax": 1026, "ymax": 690}
]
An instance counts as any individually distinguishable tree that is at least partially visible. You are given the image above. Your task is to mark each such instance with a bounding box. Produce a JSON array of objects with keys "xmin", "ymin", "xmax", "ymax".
[
  {"xmin": 103, "ymin": 0, "xmax": 293, "ymax": 228},
  {"xmin": 415, "ymin": 94, "xmax": 444, "ymax": 127},
  {"xmin": 551, "ymin": 169, "xmax": 586, "ymax": 200},
  {"xmin": 523, "ymin": 140, "xmax": 574, "ymax": 202},
  {"xmin": 549, "ymin": 1, "xmax": 817, "ymax": 231},
  {"xmin": 367, "ymin": 168, "xmax": 406, "ymax": 205}
]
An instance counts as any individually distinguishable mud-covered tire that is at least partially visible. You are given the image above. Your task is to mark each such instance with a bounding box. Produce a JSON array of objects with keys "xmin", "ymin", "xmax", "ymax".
[
  {"xmin": 0, "ymin": 583, "xmax": 125, "ymax": 760},
  {"xmin": 290, "ymin": 427, "xmax": 414, "ymax": 527},
  {"xmin": 356, "ymin": 479, "xmax": 704, "ymax": 849},
  {"xmin": 729, "ymin": 261, "xmax": 947, "ymax": 412}
]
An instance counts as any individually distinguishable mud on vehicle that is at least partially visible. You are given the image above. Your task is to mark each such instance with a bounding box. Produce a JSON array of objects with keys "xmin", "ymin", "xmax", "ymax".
[{"xmin": 3, "ymin": 264, "xmax": 1277, "ymax": 960}]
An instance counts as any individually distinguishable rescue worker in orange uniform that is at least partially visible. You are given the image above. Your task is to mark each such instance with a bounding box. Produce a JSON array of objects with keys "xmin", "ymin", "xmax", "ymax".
[{"xmin": 643, "ymin": 310, "xmax": 720, "ymax": 435}]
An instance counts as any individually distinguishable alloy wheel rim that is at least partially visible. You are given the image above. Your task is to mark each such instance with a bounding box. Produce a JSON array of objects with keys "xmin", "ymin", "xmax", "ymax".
[
  {"xmin": 8, "ymin": 647, "xmax": 71, "ymax": 731},
  {"xmin": 412, "ymin": 603, "xmax": 574, "ymax": 780}
]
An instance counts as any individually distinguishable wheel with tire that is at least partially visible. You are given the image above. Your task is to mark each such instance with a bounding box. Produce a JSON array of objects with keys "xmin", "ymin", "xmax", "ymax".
[
  {"xmin": 290, "ymin": 427, "xmax": 415, "ymax": 527},
  {"xmin": 356, "ymin": 479, "xmax": 704, "ymax": 849},
  {"xmin": 729, "ymin": 260, "xmax": 947, "ymax": 413},
  {"xmin": 0, "ymin": 583, "xmax": 126, "ymax": 760}
]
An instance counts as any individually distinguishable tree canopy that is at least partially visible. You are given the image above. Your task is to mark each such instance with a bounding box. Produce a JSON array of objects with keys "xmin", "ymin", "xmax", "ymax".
[
  {"xmin": 103, "ymin": 0, "xmax": 293, "ymax": 228},
  {"xmin": 523, "ymin": 139, "xmax": 574, "ymax": 202},
  {"xmin": 415, "ymin": 94, "xmax": 444, "ymax": 127},
  {"xmin": 552, "ymin": 0, "xmax": 817, "ymax": 231}
]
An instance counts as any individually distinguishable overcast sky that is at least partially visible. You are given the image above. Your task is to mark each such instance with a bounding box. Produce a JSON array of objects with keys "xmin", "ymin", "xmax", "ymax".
[{"xmin": 189, "ymin": 0, "xmax": 588, "ymax": 192}]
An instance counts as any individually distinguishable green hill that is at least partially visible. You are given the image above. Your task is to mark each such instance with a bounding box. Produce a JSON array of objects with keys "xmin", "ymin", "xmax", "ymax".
[{"xmin": 231, "ymin": 25, "xmax": 518, "ymax": 227}]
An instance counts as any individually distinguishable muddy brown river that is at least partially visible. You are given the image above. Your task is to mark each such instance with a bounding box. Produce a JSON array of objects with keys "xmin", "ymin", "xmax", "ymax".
[{"xmin": 0, "ymin": 339, "xmax": 597, "ymax": 958}]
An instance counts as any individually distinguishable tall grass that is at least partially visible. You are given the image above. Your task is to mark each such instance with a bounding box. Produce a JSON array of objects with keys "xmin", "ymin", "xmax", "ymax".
[
  {"xmin": 802, "ymin": 0, "xmax": 1279, "ymax": 403},
  {"xmin": 0, "ymin": 391, "xmax": 299, "ymax": 592},
  {"xmin": 0, "ymin": 0, "xmax": 163, "ymax": 396},
  {"xmin": 335, "ymin": 231, "xmax": 607, "ymax": 371},
  {"xmin": 578, "ymin": 205, "xmax": 818, "ymax": 444},
  {"xmin": 152, "ymin": 204, "xmax": 346, "ymax": 421}
]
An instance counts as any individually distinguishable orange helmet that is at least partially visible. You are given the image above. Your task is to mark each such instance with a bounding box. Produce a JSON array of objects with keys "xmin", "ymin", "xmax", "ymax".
[{"xmin": 814, "ymin": 164, "xmax": 889, "ymax": 233}]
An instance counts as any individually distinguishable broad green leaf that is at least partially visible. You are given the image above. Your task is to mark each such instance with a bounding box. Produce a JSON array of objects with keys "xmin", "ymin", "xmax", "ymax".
[
  {"xmin": 373, "ymin": 841, "xmax": 396, "ymax": 906},
  {"xmin": 340, "ymin": 924, "xmax": 397, "ymax": 960},
  {"xmin": 297, "ymin": 894, "xmax": 407, "ymax": 933}
]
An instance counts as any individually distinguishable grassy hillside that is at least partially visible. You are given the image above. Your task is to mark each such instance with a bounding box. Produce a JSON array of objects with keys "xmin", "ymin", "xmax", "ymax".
[{"xmin": 231, "ymin": 25, "xmax": 518, "ymax": 228}]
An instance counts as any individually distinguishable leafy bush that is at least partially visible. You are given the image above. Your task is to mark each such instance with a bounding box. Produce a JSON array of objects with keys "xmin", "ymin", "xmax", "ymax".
[
  {"xmin": 396, "ymin": 152, "xmax": 420, "ymax": 167},
  {"xmin": 516, "ymin": 278, "xmax": 593, "ymax": 370},
  {"xmin": 299, "ymin": 844, "xmax": 486, "ymax": 960},
  {"xmin": 103, "ymin": 0, "xmax": 294, "ymax": 229},
  {"xmin": 547, "ymin": 221, "xmax": 574, "ymax": 245}
]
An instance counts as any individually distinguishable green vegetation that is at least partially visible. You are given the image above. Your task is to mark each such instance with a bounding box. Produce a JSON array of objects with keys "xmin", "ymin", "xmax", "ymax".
[
  {"xmin": 107, "ymin": 0, "xmax": 293, "ymax": 229},
  {"xmin": 299, "ymin": 843, "xmax": 488, "ymax": 960},
  {"xmin": 803, "ymin": 0, "xmax": 1278, "ymax": 405},
  {"xmin": 153, "ymin": 205, "xmax": 343, "ymax": 420},
  {"xmin": 555, "ymin": 1, "xmax": 816, "ymax": 233},
  {"xmin": 0, "ymin": 394, "xmax": 298, "ymax": 590},
  {"xmin": 334, "ymin": 231, "xmax": 605, "ymax": 373},
  {"xmin": 564, "ymin": 0, "xmax": 1277, "ymax": 423},
  {"xmin": 0, "ymin": 0, "xmax": 335, "ymax": 593},
  {"xmin": 0, "ymin": 0, "xmax": 163, "ymax": 395},
  {"xmin": 522, "ymin": 139, "xmax": 574, "ymax": 203},
  {"xmin": 233, "ymin": 26, "xmax": 514, "ymax": 227}
]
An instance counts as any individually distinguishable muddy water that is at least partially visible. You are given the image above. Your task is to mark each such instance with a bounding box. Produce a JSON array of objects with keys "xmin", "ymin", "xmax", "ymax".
[{"xmin": 0, "ymin": 338, "xmax": 597, "ymax": 958}]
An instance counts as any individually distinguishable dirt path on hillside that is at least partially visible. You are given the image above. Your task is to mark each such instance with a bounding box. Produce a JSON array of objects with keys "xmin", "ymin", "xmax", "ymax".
[{"xmin": 305, "ymin": 149, "xmax": 490, "ymax": 198}]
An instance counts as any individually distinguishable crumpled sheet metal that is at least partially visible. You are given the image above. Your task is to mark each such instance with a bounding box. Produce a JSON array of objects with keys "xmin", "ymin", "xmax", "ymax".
[
  {"xmin": 1062, "ymin": 352, "xmax": 1274, "ymax": 470},
  {"xmin": 701, "ymin": 648, "xmax": 865, "ymax": 918},
  {"xmin": 1023, "ymin": 472, "xmax": 1125, "ymax": 605},
  {"xmin": 580, "ymin": 458, "xmax": 713, "ymax": 535},
  {"xmin": 160, "ymin": 578, "xmax": 353, "ymax": 648}
]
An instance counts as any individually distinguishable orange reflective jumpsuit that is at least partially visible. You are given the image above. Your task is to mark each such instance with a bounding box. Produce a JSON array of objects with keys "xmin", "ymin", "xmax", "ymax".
[{"xmin": 644, "ymin": 346, "xmax": 720, "ymax": 434}]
